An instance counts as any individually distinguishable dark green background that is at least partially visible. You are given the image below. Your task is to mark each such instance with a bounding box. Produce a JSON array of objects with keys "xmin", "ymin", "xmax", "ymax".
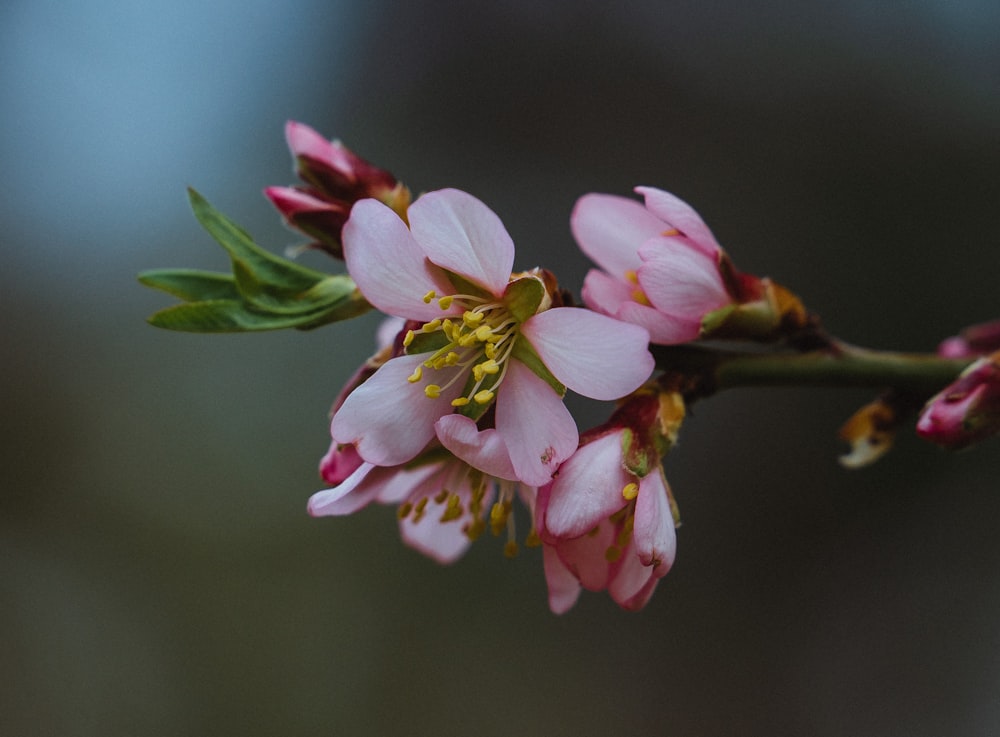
[{"xmin": 2, "ymin": 1, "xmax": 998, "ymax": 735}]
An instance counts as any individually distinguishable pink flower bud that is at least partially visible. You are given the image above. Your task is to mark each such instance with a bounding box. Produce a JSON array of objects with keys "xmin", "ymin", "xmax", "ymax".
[
  {"xmin": 916, "ymin": 351, "xmax": 1000, "ymax": 450},
  {"xmin": 937, "ymin": 319, "xmax": 1000, "ymax": 358}
]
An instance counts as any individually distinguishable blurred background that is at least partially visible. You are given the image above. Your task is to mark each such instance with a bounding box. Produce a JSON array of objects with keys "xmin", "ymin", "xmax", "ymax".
[{"xmin": 2, "ymin": 1, "xmax": 999, "ymax": 734}]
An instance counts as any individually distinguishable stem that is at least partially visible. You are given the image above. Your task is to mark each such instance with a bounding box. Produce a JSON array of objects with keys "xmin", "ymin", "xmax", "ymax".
[{"xmin": 651, "ymin": 343, "xmax": 972, "ymax": 398}]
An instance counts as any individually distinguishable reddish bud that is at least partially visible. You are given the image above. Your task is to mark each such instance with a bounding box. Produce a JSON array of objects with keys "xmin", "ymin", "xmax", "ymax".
[{"xmin": 917, "ymin": 351, "xmax": 1000, "ymax": 450}]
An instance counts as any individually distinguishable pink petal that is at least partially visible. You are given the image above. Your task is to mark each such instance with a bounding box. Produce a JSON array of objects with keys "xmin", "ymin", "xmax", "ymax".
[
  {"xmin": 543, "ymin": 431, "xmax": 631, "ymax": 539},
  {"xmin": 580, "ymin": 268, "xmax": 632, "ymax": 316},
  {"xmin": 342, "ymin": 198, "xmax": 456, "ymax": 321},
  {"xmin": 399, "ymin": 511, "xmax": 473, "ymax": 564},
  {"xmin": 496, "ymin": 360, "xmax": 578, "ymax": 486},
  {"xmin": 609, "ymin": 545, "xmax": 660, "ymax": 611},
  {"xmin": 307, "ymin": 462, "xmax": 383, "ymax": 516},
  {"xmin": 434, "ymin": 415, "xmax": 518, "ymax": 480},
  {"xmin": 616, "ymin": 300, "xmax": 702, "ymax": 345},
  {"xmin": 636, "ymin": 186, "xmax": 721, "ymax": 257},
  {"xmin": 571, "ymin": 193, "xmax": 665, "ymax": 276},
  {"xmin": 637, "ymin": 237, "xmax": 730, "ymax": 318},
  {"xmin": 264, "ymin": 186, "xmax": 337, "ymax": 215},
  {"xmin": 285, "ymin": 121, "xmax": 339, "ymax": 168},
  {"xmin": 632, "ymin": 469, "xmax": 677, "ymax": 572},
  {"xmin": 554, "ymin": 522, "xmax": 615, "ymax": 591},
  {"xmin": 542, "ymin": 544, "xmax": 582, "ymax": 614},
  {"xmin": 373, "ymin": 462, "xmax": 444, "ymax": 505},
  {"xmin": 407, "ymin": 189, "xmax": 514, "ymax": 296},
  {"xmin": 331, "ymin": 353, "xmax": 462, "ymax": 466},
  {"xmin": 521, "ymin": 308, "xmax": 653, "ymax": 401},
  {"xmin": 318, "ymin": 441, "xmax": 363, "ymax": 485}
]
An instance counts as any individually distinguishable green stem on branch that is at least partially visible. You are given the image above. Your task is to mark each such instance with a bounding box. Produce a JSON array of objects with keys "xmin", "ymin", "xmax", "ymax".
[{"xmin": 651, "ymin": 343, "xmax": 973, "ymax": 399}]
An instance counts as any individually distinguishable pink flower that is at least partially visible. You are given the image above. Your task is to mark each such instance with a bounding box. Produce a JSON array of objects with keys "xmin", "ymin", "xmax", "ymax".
[
  {"xmin": 572, "ymin": 186, "xmax": 733, "ymax": 344},
  {"xmin": 332, "ymin": 188, "xmax": 654, "ymax": 487},
  {"xmin": 308, "ymin": 448, "xmax": 538, "ymax": 564},
  {"xmin": 537, "ymin": 389, "xmax": 682, "ymax": 612},
  {"xmin": 265, "ymin": 121, "xmax": 410, "ymax": 258},
  {"xmin": 916, "ymin": 351, "xmax": 1000, "ymax": 450}
]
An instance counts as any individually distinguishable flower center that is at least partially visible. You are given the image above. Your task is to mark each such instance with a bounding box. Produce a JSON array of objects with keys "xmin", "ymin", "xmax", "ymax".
[{"xmin": 403, "ymin": 289, "xmax": 521, "ymax": 408}]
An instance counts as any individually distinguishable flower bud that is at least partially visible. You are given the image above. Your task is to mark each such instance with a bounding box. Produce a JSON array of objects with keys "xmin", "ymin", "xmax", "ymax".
[
  {"xmin": 916, "ymin": 351, "xmax": 1000, "ymax": 450},
  {"xmin": 937, "ymin": 319, "xmax": 1000, "ymax": 359},
  {"xmin": 266, "ymin": 121, "xmax": 410, "ymax": 258}
]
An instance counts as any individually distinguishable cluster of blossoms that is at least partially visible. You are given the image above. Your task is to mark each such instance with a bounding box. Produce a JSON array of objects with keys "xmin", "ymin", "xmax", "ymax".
[
  {"xmin": 268, "ymin": 122, "xmax": 811, "ymax": 612},
  {"xmin": 138, "ymin": 121, "xmax": 996, "ymax": 613}
]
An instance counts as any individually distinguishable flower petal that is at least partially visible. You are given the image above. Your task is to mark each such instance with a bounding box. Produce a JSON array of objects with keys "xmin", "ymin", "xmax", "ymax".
[
  {"xmin": 542, "ymin": 544, "xmax": 582, "ymax": 614},
  {"xmin": 307, "ymin": 462, "xmax": 383, "ymax": 516},
  {"xmin": 581, "ymin": 268, "xmax": 633, "ymax": 316},
  {"xmin": 408, "ymin": 189, "xmax": 514, "ymax": 296},
  {"xmin": 608, "ymin": 541, "xmax": 659, "ymax": 610},
  {"xmin": 521, "ymin": 308, "xmax": 653, "ymax": 401},
  {"xmin": 571, "ymin": 193, "xmax": 666, "ymax": 276},
  {"xmin": 632, "ymin": 469, "xmax": 677, "ymax": 572},
  {"xmin": 496, "ymin": 360, "xmax": 578, "ymax": 486},
  {"xmin": 543, "ymin": 431, "xmax": 631, "ymax": 539},
  {"xmin": 342, "ymin": 198, "xmax": 454, "ymax": 321},
  {"xmin": 637, "ymin": 237, "xmax": 730, "ymax": 318},
  {"xmin": 615, "ymin": 300, "xmax": 702, "ymax": 345},
  {"xmin": 434, "ymin": 414, "xmax": 518, "ymax": 480},
  {"xmin": 331, "ymin": 353, "xmax": 462, "ymax": 466},
  {"xmin": 554, "ymin": 522, "xmax": 616, "ymax": 591},
  {"xmin": 636, "ymin": 186, "xmax": 721, "ymax": 257}
]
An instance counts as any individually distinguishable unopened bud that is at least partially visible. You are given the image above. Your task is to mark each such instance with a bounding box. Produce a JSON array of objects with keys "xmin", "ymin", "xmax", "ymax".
[{"xmin": 917, "ymin": 352, "xmax": 1000, "ymax": 450}]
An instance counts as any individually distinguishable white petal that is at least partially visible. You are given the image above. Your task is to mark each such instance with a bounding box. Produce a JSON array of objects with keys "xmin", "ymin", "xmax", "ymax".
[{"xmin": 435, "ymin": 415, "xmax": 518, "ymax": 480}]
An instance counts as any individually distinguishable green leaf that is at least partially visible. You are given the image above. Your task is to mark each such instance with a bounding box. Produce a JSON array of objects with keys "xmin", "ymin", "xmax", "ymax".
[
  {"xmin": 187, "ymin": 188, "xmax": 329, "ymax": 299},
  {"xmin": 146, "ymin": 300, "xmax": 341, "ymax": 333},
  {"xmin": 138, "ymin": 269, "xmax": 240, "ymax": 302}
]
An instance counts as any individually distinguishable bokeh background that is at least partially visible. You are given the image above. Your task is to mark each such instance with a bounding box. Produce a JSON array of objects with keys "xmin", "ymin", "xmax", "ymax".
[{"xmin": 2, "ymin": 1, "xmax": 999, "ymax": 735}]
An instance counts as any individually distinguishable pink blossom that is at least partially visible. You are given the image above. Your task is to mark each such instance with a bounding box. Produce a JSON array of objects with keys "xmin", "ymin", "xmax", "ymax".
[
  {"xmin": 332, "ymin": 188, "xmax": 654, "ymax": 487},
  {"xmin": 308, "ymin": 449, "xmax": 538, "ymax": 564},
  {"xmin": 916, "ymin": 351, "xmax": 1000, "ymax": 450},
  {"xmin": 572, "ymin": 186, "xmax": 733, "ymax": 344},
  {"xmin": 537, "ymin": 387, "xmax": 681, "ymax": 613},
  {"xmin": 937, "ymin": 319, "xmax": 1000, "ymax": 359}
]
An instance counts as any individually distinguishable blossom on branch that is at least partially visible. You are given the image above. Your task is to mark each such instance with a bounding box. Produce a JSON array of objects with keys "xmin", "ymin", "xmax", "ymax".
[
  {"xmin": 331, "ymin": 188, "xmax": 654, "ymax": 487},
  {"xmin": 572, "ymin": 186, "xmax": 809, "ymax": 344},
  {"xmin": 917, "ymin": 351, "xmax": 1000, "ymax": 450}
]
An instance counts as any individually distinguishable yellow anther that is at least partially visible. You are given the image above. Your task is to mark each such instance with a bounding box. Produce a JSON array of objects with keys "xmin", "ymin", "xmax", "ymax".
[
  {"xmin": 397, "ymin": 502, "xmax": 413, "ymax": 519},
  {"xmin": 451, "ymin": 397, "xmax": 470, "ymax": 407},
  {"xmin": 444, "ymin": 351, "xmax": 460, "ymax": 366},
  {"xmin": 622, "ymin": 482, "xmax": 639, "ymax": 500},
  {"xmin": 424, "ymin": 384, "xmax": 442, "ymax": 399},
  {"xmin": 624, "ymin": 269, "xmax": 640, "ymax": 285},
  {"xmin": 437, "ymin": 295, "xmax": 454, "ymax": 310},
  {"xmin": 631, "ymin": 288, "xmax": 651, "ymax": 307},
  {"xmin": 605, "ymin": 545, "xmax": 623, "ymax": 563},
  {"xmin": 478, "ymin": 359, "xmax": 500, "ymax": 375},
  {"xmin": 422, "ymin": 290, "xmax": 437, "ymax": 304},
  {"xmin": 472, "ymin": 364, "xmax": 484, "ymax": 382},
  {"xmin": 524, "ymin": 529, "xmax": 541, "ymax": 548},
  {"xmin": 458, "ymin": 332, "xmax": 479, "ymax": 347},
  {"xmin": 484, "ymin": 343, "xmax": 496, "ymax": 359},
  {"xmin": 439, "ymin": 493, "xmax": 464, "ymax": 522},
  {"xmin": 463, "ymin": 310, "xmax": 484, "ymax": 327},
  {"xmin": 441, "ymin": 319, "xmax": 456, "ymax": 340},
  {"xmin": 662, "ymin": 228, "xmax": 680, "ymax": 237},
  {"xmin": 413, "ymin": 497, "xmax": 428, "ymax": 521},
  {"xmin": 464, "ymin": 518, "xmax": 485, "ymax": 541},
  {"xmin": 421, "ymin": 318, "xmax": 441, "ymax": 332},
  {"xmin": 434, "ymin": 489, "xmax": 449, "ymax": 504},
  {"xmin": 407, "ymin": 366, "xmax": 423, "ymax": 383},
  {"xmin": 474, "ymin": 325, "xmax": 494, "ymax": 342},
  {"xmin": 473, "ymin": 389, "xmax": 495, "ymax": 405},
  {"xmin": 503, "ymin": 541, "xmax": 519, "ymax": 558},
  {"xmin": 403, "ymin": 330, "xmax": 415, "ymax": 347},
  {"xmin": 429, "ymin": 356, "xmax": 447, "ymax": 370}
]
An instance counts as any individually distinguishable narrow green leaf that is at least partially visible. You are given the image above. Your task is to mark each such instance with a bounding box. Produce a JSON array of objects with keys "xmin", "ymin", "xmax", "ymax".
[
  {"xmin": 138, "ymin": 269, "xmax": 240, "ymax": 302},
  {"xmin": 187, "ymin": 188, "xmax": 329, "ymax": 296}
]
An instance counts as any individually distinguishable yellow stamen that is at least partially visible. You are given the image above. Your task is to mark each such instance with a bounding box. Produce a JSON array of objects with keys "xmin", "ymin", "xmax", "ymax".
[
  {"xmin": 631, "ymin": 288, "xmax": 651, "ymax": 307},
  {"xmin": 407, "ymin": 366, "xmax": 423, "ymax": 383},
  {"xmin": 473, "ymin": 389, "xmax": 495, "ymax": 405},
  {"xmin": 413, "ymin": 497, "xmax": 428, "ymax": 521},
  {"xmin": 662, "ymin": 228, "xmax": 680, "ymax": 237},
  {"xmin": 451, "ymin": 397, "xmax": 470, "ymax": 407},
  {"xmin": 524, "ymin": 529, "xmax": 541, "ymax": 548},
  {"xmin": 474, "ymin": 325, "xmax": 494, "ymax": 342},
  {"xmin": 463, "ymin": 310, "xmax": 484, "ymax": 327},
  {"xmin": 437, "ymin": 295, "xmax": 454, "ymax": 310},
  {"xmin": 605, "ymin": 545, "xmax": 623, "ymax": 563},
  {"xmin": 434, "ymin": 489, "xmax": 449, "ymax": 504},
  {"xmin": 422, "ymin": 290, "xmax": 437, "ymax": 304},
  {"xmin": 484, "ymin": 343, "xmax": 496, "ymax": 359},
  {"xmin": 478, "ymin": 359, "xmax": 500, "ymax": 375},
  {"xmin": 624, "ymin": 269, "xmax": 640, "ymax": 285},
  {"xmin": 403, "ymin": 330, "xmax": 415, "ymax": 347},
  {"xmin": 421, "ymin": 318, "xmax": 441, "ymax": 332},
  {"xmin": 503, "ymin": 541, "xmax": 519, "ymax": 558},
  {"xmin": 397, "ymin": 502, "xmax": 413, "ymax": 519},
  {"xmin": 622, "ymin": 482, "xmax": 639, "ymax": 500},
  {"xmin": 424, "ymin": 384, "xmax": 441, "ymax": 399}
]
